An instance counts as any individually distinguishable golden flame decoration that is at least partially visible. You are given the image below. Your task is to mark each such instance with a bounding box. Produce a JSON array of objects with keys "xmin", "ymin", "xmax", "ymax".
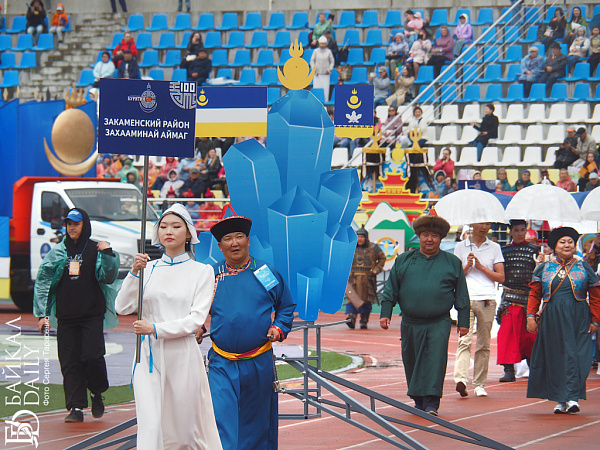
[{"xmin": 277, "ymin": 39, "xmax": 315, "ymax": 90}]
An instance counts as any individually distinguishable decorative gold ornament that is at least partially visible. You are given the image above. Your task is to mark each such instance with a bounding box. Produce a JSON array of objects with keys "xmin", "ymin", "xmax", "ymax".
[
  {"xmin": 346, "ymin": 89, "xmax": 361, "ymax": 109},
  {"xmin": 197, "ymin": 89, "xmax": 208, "ymax": 106},
  {"xmin": 277, "ymin": 39, "xmax": 315, "ymax": 90}
]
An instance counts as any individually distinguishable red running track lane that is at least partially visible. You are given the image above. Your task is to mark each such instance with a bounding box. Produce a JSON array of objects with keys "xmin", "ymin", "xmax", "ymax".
[{"xmin": 2, "ymin": 306, "xmax": 599, "ymax": 449}]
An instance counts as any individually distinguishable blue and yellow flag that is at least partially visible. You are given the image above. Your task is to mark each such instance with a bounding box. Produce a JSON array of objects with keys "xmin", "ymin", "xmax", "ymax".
[
  {"xmin": 334, "ymin": 85, "xmax": 374, "ymax": 139},
  {"xmin": 196, "ymin": 86, "xmax": 267, "ymax": 137}
]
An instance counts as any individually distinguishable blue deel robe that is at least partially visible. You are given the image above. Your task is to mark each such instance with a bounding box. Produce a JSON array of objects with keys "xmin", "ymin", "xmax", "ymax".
[{"xmin": 208, "ymin": 256, "xmax": 296, "ymax": 450}]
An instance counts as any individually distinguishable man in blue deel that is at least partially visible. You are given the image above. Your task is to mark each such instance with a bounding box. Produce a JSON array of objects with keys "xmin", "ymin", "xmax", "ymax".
[{"xmin": 206, "ymin": 214, "xmax": 296, "ymax": 449}]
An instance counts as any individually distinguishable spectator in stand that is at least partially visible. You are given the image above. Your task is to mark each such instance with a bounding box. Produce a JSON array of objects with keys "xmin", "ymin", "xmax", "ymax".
[
  {"xmin": 49, "ymin": 4, "xmax": 69, "ymax": 43},
  {"xmin": 518, "ymin": 169, "xmax": 534, "ymax": 188},
  {"xmin": 538, "ymin": 42, "xmax": 567, "ymax": 97},
  {"xmin": 578, "ymin": 152, "xmax": 598, "ymax": 191},
  {"xmin": 178, "ymin": 0, "xmax": 190, "ymax": 13},
  {"xmin": 311, "ymin": 13, "xmax": 333, "ymax": 48},
  {"xmin": 554, "ymin": 137, "xmax": 579, "ymax": 169},
  {"xmin": 428, "ymin": 26, "xmax": 454, "ymax": 78},
  {"xmin": 152, "ymin": 156, "xmax": 179, "ymax": 191},
  {"xmin": 453, "ymin": 14, "xmax": 473, "ymax": 58},
  {"xmin": 371, "ymin": 67, "xmax": 390, "ymax": 106},
  {"xmin": 113, "ymin": 32, "xmax": 137, "ymax": 68},
  {"xmin": 117, "ymin": 158, "xmax": 140, "ymax": 184},
  {"xmin": 97, "ymin": 154, "xmax": 114, "ymax": 178},
  {"xmin": 433, "ymin": 147, "xmax": 455, "ymax": 178},
  {"xmin": 408, "ymin": 29, "xmax": 432, "ymax": 79},
  {"xmin": 514, "ymin": 180, "xmax": 526, "ymax": 191},
  {"xmin": 195, "ymin": 136, "xmax": 216, "ymax": 160},
  {"xmin": 519, "ymin": 47, "xmax": 545, "ymax": 97},
  {"xmin": 563, "ymin": 6, "xmax": 587, "ymax": 48},
  {"xmin": 589, "ymin": 26, "xmax": 600, "ymax": 77},
  {"xmin": 93, "ymin": 52, "xmax": 116, "ymax": 87},
  {"xmin": 470, "ymin": 104, "xmax": 499, "ymax": 161},
  {"xmin": 444, "ymin": 177, "xmax": 456, "ymax": 195},
  {"xmin": 182, "ymin": 168, "xmax": 206, "ymax": 198},
  {"xmin": 386, "ymin": 65, "xmax": 414, "ymax": 107},
  {"xmin": 117, "ymin": 50, "xmax": 140, "ymax": 79},
  {"xmin": 310, "ymin": 36, "xmax": 335, "ymax": 101},
  {"xmin": 497, "ymin": 168, "xmax": 513, "ymax": 191},
  {"xmin": 160, "ymin": 169, "xmax": 184, "ymax": 198},
  {"xmin": 212, "ymin": 166, "xmax": 228, "ymax": 197},
  {"xmin": 26, "ymin": 0, "xmax": 47, "ymax": 46},
  {"xmin": 322, "ymin": 30, "xmax": 339, "ymax": 64},
  {"xmin": 404, "ymin": 10, "xmax": 424, "ymax": 46},
  {"xmin": 586, "ymin": 172, "xmax": 600, "ymax": 191},
  {"xmin": 386, "ymin": 33, "xmax": 409, "ymax": 75},
  {"xmin": 432, "ymin": 170, "xmax": 449, "ymax": 198},
  {"xmin": 187, "ymin": 49, "xmax": 212, "ymax": 86},
  {"xmin": 178, "ymin": 156, "xmax": 199, "ymax": 182},
  {"xmin": 556, "ymin": 168, "xmax": 577, "ymax": 192},
  {"xmin": 379, "ymin": 105, "xmax": 403, "ymax": 148},
  {"xmin": 575, "ymin": 127, "xmax": 599, "ymax": 165},
  {"xmin": 539, "ymin": 168, "xmax": 555, "ymax": 185},
  {"xmin": 400, "ymin": 105, "xmax": 430, "ymax": 148},
  {"xmin": 180, "ymin": 32, "xmax": 204, "ymax": 71},
  {"xmin": 110, "ymin": 0, "xmax": 128, "ymax": 13},
  {"xmin": 200, "ymin": 148, "xmax": 222, "ymax": 191},
  {"xmin": 567, "ymin": 27, "xmax": 590, "ymax": 75},
  {"xmin": 473, "ymin": 171, "xmax": 482, "ymax": 180},
  {"xmin": 540, "ymin": 7, "xmax": 566, "ymax": 53}
]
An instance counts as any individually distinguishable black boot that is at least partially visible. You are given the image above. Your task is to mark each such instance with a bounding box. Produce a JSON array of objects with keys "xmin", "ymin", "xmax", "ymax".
[
  {"xmin": 360, "ymin": 312, "xmax": 370, "ymax": 329},
  {"xmin": 346, "ymin": 314, "xmax": 356, "ymax": 329},
  {"xmin": 499, "ymin": 364, "xmax": 516, "ymax": 382}
]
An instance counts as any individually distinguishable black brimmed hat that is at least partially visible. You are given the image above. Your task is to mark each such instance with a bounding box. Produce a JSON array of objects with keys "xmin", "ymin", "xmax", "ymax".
[
  {"xmin": 547, "ymin": 227, "xmax": 580, "ymax": 250},
  {"xmin": 210, "ymin": 216, "xmax": 252, "ymax": 242},
  {"xmin": 413, "ymin": 215, "xmax": 451, "ymax": 238},
  {"xmin": 508, "ymin": 219, "xmax": 527, "ymax": 229}
]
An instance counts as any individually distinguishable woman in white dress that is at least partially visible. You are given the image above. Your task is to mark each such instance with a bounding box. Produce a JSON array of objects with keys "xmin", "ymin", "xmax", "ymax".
[
  {"xmin": 116, "ymin": 203, "xmax": 221, "ymax": 450},
  {"xmin": 310, "ymin": 35, "xmax": 335, "ymax": 101}
]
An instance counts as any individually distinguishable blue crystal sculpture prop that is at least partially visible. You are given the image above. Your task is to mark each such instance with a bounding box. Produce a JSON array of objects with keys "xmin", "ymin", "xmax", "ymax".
[{"xmin": 195, "ymin": 90, "xmax": 362, "ymax": 320}]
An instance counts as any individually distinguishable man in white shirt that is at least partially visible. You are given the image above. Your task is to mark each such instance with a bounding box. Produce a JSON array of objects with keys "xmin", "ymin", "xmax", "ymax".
[{"xmin": 453, "ymin": 222, "xmax": 505, "ymax": 397}]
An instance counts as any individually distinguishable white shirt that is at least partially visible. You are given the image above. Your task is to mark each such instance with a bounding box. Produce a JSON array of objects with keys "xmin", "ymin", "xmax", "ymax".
[{"xmin": 454, "ymin": 238, "xmax": 504, "ymax": 300}]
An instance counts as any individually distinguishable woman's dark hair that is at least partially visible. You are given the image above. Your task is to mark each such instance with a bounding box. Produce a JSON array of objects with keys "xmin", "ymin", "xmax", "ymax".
[
  {"xmin": 555, "ymin": 7, "xmax": 563, "ymax": 16},
  {"xmin": 102, "ymin": 51, "xmax": 111, "ymax": 59},
  {"xmin": 485, "ymin": 103, "xmax": 495, "ymax": 112},
  {"xmin": 413, "ymin": 105, "xmax": 423, "ymax": 114}
]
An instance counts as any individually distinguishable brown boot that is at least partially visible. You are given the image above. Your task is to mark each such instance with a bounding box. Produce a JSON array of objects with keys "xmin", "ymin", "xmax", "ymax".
[{"xmin": 346, "ymin": 314, "xmax": 357, "ymax": 329}]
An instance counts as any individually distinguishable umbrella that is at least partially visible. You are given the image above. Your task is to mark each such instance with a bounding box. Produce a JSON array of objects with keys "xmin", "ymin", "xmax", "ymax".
[
  {"xmin": 504, "ymin": 184, "xmax": 581, "ymax": 224},
  {"xmin": 580, "ymin": 188, "xmax": 600, "ymax": 221},
  {"xmin": 434, "ymin": 189, "xmax": 507, "ymax": 226}
]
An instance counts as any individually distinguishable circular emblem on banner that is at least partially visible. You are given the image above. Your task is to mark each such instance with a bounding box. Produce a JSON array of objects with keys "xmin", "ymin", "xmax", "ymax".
[{"xmin": 140, "ymin": 84, "xmax": 157, "ymax": 113}]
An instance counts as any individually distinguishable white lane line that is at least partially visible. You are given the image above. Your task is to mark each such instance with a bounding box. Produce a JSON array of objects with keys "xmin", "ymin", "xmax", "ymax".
[{"xmin": 514, "ymin": 419, "xmax": 600, "ymax": 448}]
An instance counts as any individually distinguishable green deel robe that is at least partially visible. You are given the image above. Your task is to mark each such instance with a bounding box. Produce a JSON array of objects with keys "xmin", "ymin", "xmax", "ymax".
[{"xmin": 380, "ymin": 249, "xmax": 470, "ymax": 397}]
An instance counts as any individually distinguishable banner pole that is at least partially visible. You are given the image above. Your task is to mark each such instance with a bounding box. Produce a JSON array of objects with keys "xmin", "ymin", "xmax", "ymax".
[{"xmin": 136, "ymin": 155, "xmax": 150, "ymax": 364}]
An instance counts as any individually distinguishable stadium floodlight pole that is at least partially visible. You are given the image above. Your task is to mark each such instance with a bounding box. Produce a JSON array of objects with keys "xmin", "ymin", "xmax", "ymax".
[{"xmin": 136, "ymin": 155, "xmax": 150, "ymax": 364}]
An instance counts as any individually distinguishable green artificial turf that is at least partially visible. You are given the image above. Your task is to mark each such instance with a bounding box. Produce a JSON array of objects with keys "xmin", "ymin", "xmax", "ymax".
[{"xmin": 276, "ymin": 351, "xmax": 354, "ymax": 381}]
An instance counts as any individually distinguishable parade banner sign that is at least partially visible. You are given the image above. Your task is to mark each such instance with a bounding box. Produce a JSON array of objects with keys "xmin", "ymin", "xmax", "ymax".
[
  {"xmin": 195, "ymin": 86, "xmax": 268, "ymax": 137},
  {"xmin": 98, "ymin": 78, "xmax": 196, "ymax": 157},
  {"xmin": 334, "ymin": 84, "xmax": 374, "ymax": 140}
]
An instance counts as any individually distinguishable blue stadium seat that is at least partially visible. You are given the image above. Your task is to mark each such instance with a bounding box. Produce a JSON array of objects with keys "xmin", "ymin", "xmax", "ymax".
[
  {"xmin": 483, "ymin": 46, "xmax": 499, "ymax": 63},
  {"xmin": 498, "ymin": 7, "xmax": 511, "ymax": 24},
  {"xmin": 519, "ymin": 26, "xmax": 539, "ymax": 44},
  {"xmin": 257, "ymin": 68, "xmax": 278, "ymax": 86},
  {"xmin": 330, "ymin": 69, "xmax": 339, "ymax": 85},
  {"xmin": 324, "ymin": 86, "xmax": 336, "ymax": 105},
  {"xmin": 450, "ymin": 9, "xmax": 471, "ymax": 26},
  {"xmin": 252, "ymin": 49, "xmax": 274, "ymax": 67},
  {"xmin": 7, "ymin": 16, "xmax": 27, "ymax": 34},
  {"xmin": 429, "ymin": 9, "xmax": 448, "ymax": 27},
  {"xmin": 238, "ymin": 68, "xmax": 256, "ymax": 85},
  {"xmin": 456, "ymin": 84, "xmax": 480, "ymax": 103},
  {"xmin": 366, "ymin": 48, "xmax": 386, "ymax": 65},
  {"xmin": 217, "ymin": 13, "xmax": 238, "ymax": 31},
  {"xmin": 525, "ymin": 7, "xmax": 540, "ymax": 24},
  {"xmin": 230, "ymin": 49, "xmax": 251, "ymax": 67},
  {"xmin": 548, "ymin": 83, "xmax": 568, "ymax": 102},
  {"xmin": 171, "ymin": 68, "xmax": 187, "ymax": 81},
  {"xmin": 523, "ymin": 83, "xmax": 546, "ymax": 102},
  {"xmin": 124, "ymin": 14, "xmax": 144, "ymax": 31},
  {"xmin": 481, "ymin": 84, "xmax": 502, "ymax": 102},
  {"xmin": 159, "ymin": 50, "xmax": 181, "ymax": 67},
  {"xmin": 441, "ymin": 85, "xmax": 457, "ymax": 102},
  {"xmin": 17, "ymin": 52, "xmax": 37, "ymax": 69},
  {"xmin": 498, "ymin": 45, "xmax": 522, "ymax": 63},
  {"xmin": 472, "ymin": 8, "xmax": 494, "ymax": 26},
  {"xmin": 339, "ymin": 29, "xmax": 360, "ymax": 47},
  {"xmin": 345, "ymin": 67, "xmax": 368, "ymax": 84},
  {"xmin": 588, "ymin": 85, "xmax": 600, "ymax": 102},
  {"xmin": 380, "ymin": 10, "xmax": 402, "ymax": 27},
  {"xmin": 177, "ymin": 32, "xmax": 192, "ymax": 49},
  {"xmin": 478, "ymin": 64, "xmax": 501, "ymax": 83},
  {"xmin": 155, "ymin": 32, "xmax": 176, "ymax": 50},
  {"xmin": 276, "ymin": 48, "xmax": 291, "ymax": 65},
  {"xmin": 34, "ymin": 33, "xmax": 54, "ymax": 51},
  {"xmin": 0, "ymin": 70, "xmax": 19, "ymax": 88},
  {"xmin": 148, "ymin": 69, "xmax": 164, "ymax": 80},
  {"xmin": 194, "ymin": 13, "xmax": 214, "ymax": 31},
  {"xmin": 297, "ymin": 30, "xmax": 310, "ymax": 46},
  {"xmin": 170, "ymin": 13, "xmax": 192, "ymax": 31},
  {"xmin": 247, "ymin": 31, "xmax": 268, "ymax": 49},
  {"xmin": 287, "ymin": 12, "xmax": 308, "ymax": 30},
  {"xmin": 565, "ymin": 63, "xmax": 590, "ymax": 82},
  {"xmin": 543, "ymin": 6, "xmax": 560, "ymax": 23},
  {"xmin": 63, "ymin": 15, "xmax": 71, "ymax": 32},
  {"xmin": 417, "ymin": 84, "xmax": 437, "ymax": 103},
  {"xmin": 311, "ymin": 87, "xmax": 325, "ymax": 103},
  {"xmin": 223, "ymin": 31, "xmax": 245, "ymax": 49},
  {"xmin": 264, "ymin": 12, "xmax": 285, "ymax": 30},
  {"xmin": 334, "ymin": 11, "xmax": 356, "ymax": 28},
  {"xmin": 267, "ymin": 87, "xmax": 281, "ymax": 106},
  {"xmin": 360, "ymin": 29, "xmax": 383, "ymax": 47},
  {"xmin": 269, "ymin": 30, "xmax": 291, "ymax": 48},
  {"xmin": 481, "ymin": 27, "xmax": 498, "ymax": 44},
  {"xmin": 139, "ymin": 49, "xmax": 159, "ymax": 68},
  {"xmin": 211, "ymin": 49, "xmax": 229, "ymax": 67},
  {"xmin": 501, "ymin": 83, "xmax": 524, "ymax": 102},
  {"xmin": 146, "ymin": 14, "xmax": 168, "ymax": 32},
  {"xmin": 107, "ymin": 32, "xmax": 123, "ymax": 50},
  {"xmin": 357, "ymin": 10, "xmax": 379, "ymax": 28},
  {"xmin": 439, "ymin": 65, "xmax": 457, "ymax": 82},
  {"xmin": 461, "ymin": 64, "xmax": 479, "ymax": 83},
  {"xmin": 12, "ymin": 34, "xmax": 33, "ymax": 52},
  {"xmin": 89, "ymin": 50, "xmax": 103, "ymax": 68},
  {"xmin": 301, "ymin": 48, "xmax": 313, "ymax": 64},
  {"xmin": 593, "ymin": 5, "xmax": 600, "ymax": 19},
  {"xmin": 0, "ymin": 35, "xmax": 12, "ymax": 52},
  {"xmin": 75, "ymin": 69, "xmax": 95, "ymax": 87},
  {"xmin": 0, "ymin": 52, "xmax": 17, "ymax": 69},
  {"xmin": 136, "ymin": 32, "xmax": 153, "ymax": 50},
  {"xmin": 414, "ymin": 66, "xmax": 434, "ymax": 84},
  {"xmin": 566, "ymin": 83, "xmax": 589, "ymax": 102},
  {"xmin": 216, "ymin": 68, "xmax": 233, "ymax": 79},
  {"xmin": 499, "ymin": 63, "xmax": 521, "ymax": 82},
  {"xmin": 504, "ymin": 26, "xmax": 520, "ymax": 44},
  {"xmin": 460, "ymin": 47, "xmax": 481, "ymax": 63},
  {"xmin": 344, "ymin": 48, "xmax": 365, "ymax": 65},
  {"xmin": 204, "ymin": 32, "xmax": 221, "ymax": 49},
  {"xmin": 240, "ymin": 12, "xmax": 262, "ymax": 31}
]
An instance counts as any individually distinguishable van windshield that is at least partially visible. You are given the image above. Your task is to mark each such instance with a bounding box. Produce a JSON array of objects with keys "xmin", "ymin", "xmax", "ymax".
[{"xmin": 65, "ymin": 188, "xmax": 159, "ymax": 221}]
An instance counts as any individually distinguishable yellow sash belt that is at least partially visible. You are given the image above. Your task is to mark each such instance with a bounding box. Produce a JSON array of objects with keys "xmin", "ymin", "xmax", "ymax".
[{"xmin": 212, "ymin": 340, "xmax": 272, "ymax": 361}]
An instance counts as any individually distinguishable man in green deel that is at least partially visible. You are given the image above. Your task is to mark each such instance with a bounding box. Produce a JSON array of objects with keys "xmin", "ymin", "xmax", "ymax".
[{"xmin": 380, "ymin": 215, "xmax": 470, "ymax": 416}]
